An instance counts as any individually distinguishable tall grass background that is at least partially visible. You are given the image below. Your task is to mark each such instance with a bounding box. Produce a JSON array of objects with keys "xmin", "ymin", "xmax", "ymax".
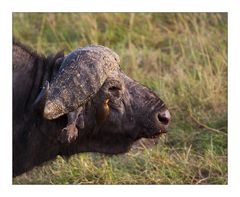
[{"xmin": 13, "ymin": 13, "xmax": 227, "ymax": 184}]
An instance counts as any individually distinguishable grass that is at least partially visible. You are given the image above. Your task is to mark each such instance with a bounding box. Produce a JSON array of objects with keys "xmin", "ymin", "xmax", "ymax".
[{"xmin": 12, "ymin": 13, "xmax": 227, "ymax": 184}]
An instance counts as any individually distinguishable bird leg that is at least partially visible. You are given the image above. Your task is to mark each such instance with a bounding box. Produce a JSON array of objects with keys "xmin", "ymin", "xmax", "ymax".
[{"xmin": 59, "ymin": 106, "xmax": 84, "ymax": 144}]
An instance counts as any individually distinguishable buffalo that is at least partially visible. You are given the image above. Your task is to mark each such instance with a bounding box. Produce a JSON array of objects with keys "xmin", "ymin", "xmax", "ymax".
[{"xmin": 13, "ymin": 39, "xmax": 170, "ymax": 177}]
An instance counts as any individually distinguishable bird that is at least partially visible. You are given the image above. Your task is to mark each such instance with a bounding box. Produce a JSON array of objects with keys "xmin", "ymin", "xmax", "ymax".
[
  {"xmin": 96, "ymin": 98, "xmax": 110, "ymax": 125},
  {"xmin": 58, "ymin": 106, "xmax": 84, "ymax": 144},
  {"xmin": 93, "ymin": 98, "xmax": 110, "ymax": 135}
]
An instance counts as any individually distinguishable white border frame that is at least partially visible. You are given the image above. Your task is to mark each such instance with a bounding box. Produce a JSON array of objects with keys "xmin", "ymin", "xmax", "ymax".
[{"xmin": 1, "ymin": 0, "xmax": 239, "ymax": 196}]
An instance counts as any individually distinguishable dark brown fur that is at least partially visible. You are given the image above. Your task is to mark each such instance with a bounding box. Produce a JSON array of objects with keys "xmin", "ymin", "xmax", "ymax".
[{"xmin": 13, "ymin": 40, "xmax": 170, "ymax": 177}]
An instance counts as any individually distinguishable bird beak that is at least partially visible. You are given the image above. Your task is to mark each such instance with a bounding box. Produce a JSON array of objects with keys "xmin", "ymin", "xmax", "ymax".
[{"xmin": 105, "ymin": 99, "xmax": 110, "ymax": 104}]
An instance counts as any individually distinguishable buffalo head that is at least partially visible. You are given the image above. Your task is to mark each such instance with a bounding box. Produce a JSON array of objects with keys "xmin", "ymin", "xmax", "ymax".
[{"xmin": 36, "ymin": 45, "xmax": 170, "ymax": 146}]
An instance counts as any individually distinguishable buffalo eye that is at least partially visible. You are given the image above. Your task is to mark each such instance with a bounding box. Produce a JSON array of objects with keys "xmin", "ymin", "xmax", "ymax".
[
  {"xmin": 109, "ymin": 86, "xmax": 121, "ymax": 91},
  {"xmin": 108, "ymin": 85, "xmax": 122, "ymax": 99}
]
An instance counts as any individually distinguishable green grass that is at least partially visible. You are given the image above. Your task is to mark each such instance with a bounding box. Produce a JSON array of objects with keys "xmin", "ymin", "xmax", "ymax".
[{"xmin": 13, "ymin": 13, "xmax": 227, "ymax": 184}]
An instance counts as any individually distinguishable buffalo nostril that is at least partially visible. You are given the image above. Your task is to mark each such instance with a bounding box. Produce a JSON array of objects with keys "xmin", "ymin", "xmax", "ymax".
[{"xmin": 157, "ymin": 110, "xmax": 170, "ymax": 125}]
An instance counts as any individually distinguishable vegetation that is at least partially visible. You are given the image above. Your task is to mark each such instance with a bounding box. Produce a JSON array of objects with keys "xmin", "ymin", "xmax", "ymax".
[{"xmin": 13, "ymin": 13, "xmax": 227, "ymax": 184}]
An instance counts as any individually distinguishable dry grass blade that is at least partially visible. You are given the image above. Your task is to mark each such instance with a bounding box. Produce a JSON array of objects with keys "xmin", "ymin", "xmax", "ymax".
[{"xmin": 190, "ymin": 114, "xmax": 227, "ymax": 135}]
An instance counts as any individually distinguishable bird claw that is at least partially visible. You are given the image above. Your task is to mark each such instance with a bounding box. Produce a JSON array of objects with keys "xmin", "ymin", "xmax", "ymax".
[{"xmin": 59, "ymin": 124, "xmax": 78, "ymax": 144}]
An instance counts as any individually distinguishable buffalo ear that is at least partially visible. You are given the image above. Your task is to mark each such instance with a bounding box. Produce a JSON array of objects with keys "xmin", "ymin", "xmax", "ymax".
[
  {"xmin": 52, "ymin": 52, "xmax": 64, "ymax": 78},
  {"xmin": 32, "ymin": 80, "xmax": 49, "ymax": 114},
  {"xmin": 55, "ymin": 56, "xmax": 64, "ymax": 68}
]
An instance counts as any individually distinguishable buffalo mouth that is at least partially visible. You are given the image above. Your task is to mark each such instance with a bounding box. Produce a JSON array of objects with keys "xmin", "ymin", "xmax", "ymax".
[
  {"xmin": 148, "ymin": 130, "xmax": 167, "ymax": 139},
  {"xmin": 140, "ymin": 127, "xmax": 167, "ymax": 139},
  {"xmin": 149, "ymin": 130, "xmax": 167, "ymax": 139}
]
